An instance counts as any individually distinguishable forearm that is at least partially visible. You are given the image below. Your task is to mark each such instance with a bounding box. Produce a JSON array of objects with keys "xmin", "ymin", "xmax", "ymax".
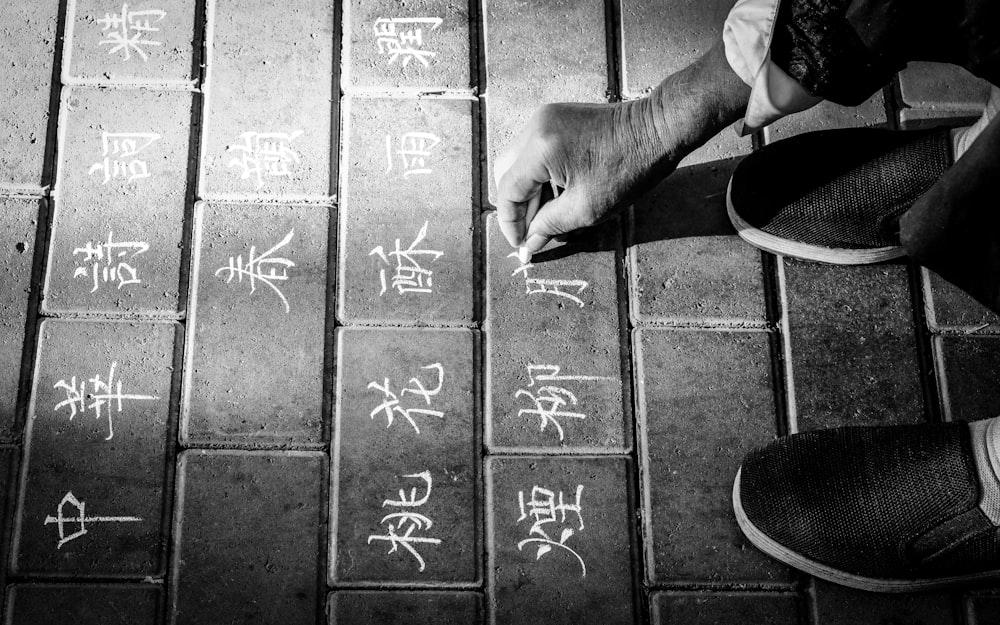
[{"xmin": 623, "ymin": 39, "xmax": 751, "ymax": 174}]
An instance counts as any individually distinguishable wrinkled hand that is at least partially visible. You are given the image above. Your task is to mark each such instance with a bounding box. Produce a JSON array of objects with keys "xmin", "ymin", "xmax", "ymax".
[{"xmin": 494, "ymin": 100, "xmax": 676, "ymax": 260}]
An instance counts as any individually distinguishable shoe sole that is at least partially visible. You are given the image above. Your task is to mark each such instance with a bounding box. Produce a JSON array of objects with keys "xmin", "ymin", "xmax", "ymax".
[
  {"xmin": 732, "ymin": 467, "xmax": 1000, "ymax": 593},
  {"xmin": 725, "ymin": 178, "xmax": 907, "ymax": 265}
]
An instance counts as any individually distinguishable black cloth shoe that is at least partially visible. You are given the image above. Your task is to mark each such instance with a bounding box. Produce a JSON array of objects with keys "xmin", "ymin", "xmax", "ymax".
[
  {"xmin": 726, "ymin": 127, "xmax": 953, "ymax": 264},
  {"xmin": 733, "ymin": 422, "xmax": 1000, "ymax": 592}
]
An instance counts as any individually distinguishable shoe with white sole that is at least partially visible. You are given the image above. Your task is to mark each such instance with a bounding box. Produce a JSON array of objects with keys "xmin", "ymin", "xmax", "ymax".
[
  {"xmin": 726, "ymin": 127, "xmax": 953, "ymax": 264},
  {"xmin": 734, "ymin": 420, "xmax": 1000, "ymax": 592}
]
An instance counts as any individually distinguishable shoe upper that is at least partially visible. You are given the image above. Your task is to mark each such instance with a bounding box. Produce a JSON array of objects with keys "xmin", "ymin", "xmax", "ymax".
[
  {"xmin": 739, "ymin": 422, "xmax": 1000, "ymax": 580},
  {"xmin": 728, "ymin": 128, "xmax": 953, "ymax": 250}
]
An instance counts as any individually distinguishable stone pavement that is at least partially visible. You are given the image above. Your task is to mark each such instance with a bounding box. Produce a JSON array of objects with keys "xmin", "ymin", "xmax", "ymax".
[{"xmin": 1, "ymin": 1, "xmax": 999, "ymax": 623}]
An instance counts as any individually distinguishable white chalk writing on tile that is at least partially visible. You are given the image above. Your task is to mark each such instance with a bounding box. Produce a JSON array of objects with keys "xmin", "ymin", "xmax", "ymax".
[
  {"xmin": 227, "ymin": 130, "xmax": 303, "ymax": 189},
  {"xmin": 369, "ymin": 221, "xmax": 443, "ymax": 296},
  {"xmin": 88, "ymin": 132, "xmax": 161, "ymax": 184},
  {"xmin": 373, "ymin": 17, "xmax": 443, "ymax": 67},
  {"xmin": 517, "ymin": 484, "xmax": 586, "ymax": 577},
  {"xmin": 44, "ymin": 491, "xmax": 142, "ymax": 549},
  {"xmin": 216, "ymin": 229, "xmax": 296, "ymax": 313},
  {"xmin": 508, "ymin": 253, "xmax": 589, "ymax": 307},
  {"xmin": 368, "ymin": 471, "xmax": 442, "ymax": 572},
  {"xmin": 385, "ymin": 132, "xmax": 441, "ymax": 178},
  {"xmin": 368, "ymin": 363, "xmax": 444, "ymax": 434},
  {"xmin": 53, "ymin": 361, "xmax": 160, "ymax": 441},
  {"xmin": 515, "ymin": 364, "xmax": 611, "ymax": 441},
  {"xmin": 72, "ymin": 231, "xmax": 149, "ymax": 293},
  {"xmin": 96, "ymin": 4, "xmax": 166, "ymax": 61}
]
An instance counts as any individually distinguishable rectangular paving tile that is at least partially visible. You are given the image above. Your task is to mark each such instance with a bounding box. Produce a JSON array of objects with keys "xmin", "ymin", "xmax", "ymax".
[
  {"xmin": 1, "ymin": 198, "xmax": 41, "ymax": 441},
  {"xmin": 934, "ymin": 336, "xmax": 1000, "ymax": 423},
  {"xmin": 0, "ymin": 0, "xmax": 59, "ymax": 193},
  {"xmin": 620, "ymin": 0, "xmax": 734, "ymax": 98},
  {"xmin": 5, "ymin": 584, "xmax": 160, "ymax": 625},
  {"xmin": 898, "ymin": 62, "xmax": 992, "ymax": 113},
  {"xmin": 183, "ymin": 202, "xmax": 328, "ymax": 446},
  {"xmin": 813, "ymin": 581, "xmax": 957, "ymax": 625},
  {"xmin": 483, "ymin": 0, "xmax": 607, "ymax": 203},
  {"xmin": 329, "ymin": 591, "xmax": 482, "ymax": 624},
  {"xmin": 200, "ymin": 0, "xmax": 335, "ymax": 201},
  {"xmin": 338, "ymin": 97, "xmax": 474, "ymax": 325},
  {"xmin": 485, "ymin": 214, "xmax": 629, "ymax": 453},
  {"xmin": 45, "ymin": 87, "xmax": 193, "ymax": 316},
  {"xmin": 332, "ymin": 328, "xmax": 478, "ymax": 585},
  {"xmin": 13, "ymin": 320, "xmax": 177, "ymax": 576},
  {"xmin": 343, "ymin": 0, "xmax": 472, "ymax": 94},
  {"xmin": 628, "ymin": 132, "xmax": 765, "ymax": 325},
  {"xmin": 636, "ymin": 329, "xmax": 792, "ymax": 584},
  {"xmin": 171, "ymin": 450, "xmax": 326, "ymax": 625},
  {"xmin": 486, "ymin": 457, "xmax": 638, "ymax": 625},
  {"xmin": 650, "ymin": 591, "xmax": 802, "ymax": 625},
  {"xmin": 63, "ymin": 0, "xmax": 199, "ymax": 87},
  {"xmin": 781, "ymin": 260, "xmax": 924, "ymax": 431},
  {"xmin": 763, "ymin": 92, "xmax": 887, "ymax": 143},
  {"xmin": 923, "ymin": 269, "xmax": 1000, "ymax": 332}
]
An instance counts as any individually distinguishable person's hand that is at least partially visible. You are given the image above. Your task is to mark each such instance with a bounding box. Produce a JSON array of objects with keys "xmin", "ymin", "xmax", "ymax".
[{"xmin": 494, "ymin": 99, "xmax": 675, "ymax": 261}]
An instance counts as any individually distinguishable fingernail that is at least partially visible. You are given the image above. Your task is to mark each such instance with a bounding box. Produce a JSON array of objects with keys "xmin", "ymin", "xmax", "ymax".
[{"xmin": 517, "ymin": 245, "xmax": 531, "ymax": 264}]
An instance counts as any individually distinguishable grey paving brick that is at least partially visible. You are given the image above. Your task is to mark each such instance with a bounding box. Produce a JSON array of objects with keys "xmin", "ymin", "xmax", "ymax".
[
  {"xmin": 764, "ymin": 93, "xmax": 887, "ymax": 144},
  {"xmin": 14, "ymin": 320, "xmax": 177, "ymax": 576},
  {"xmin": 183, "ymin": 202, "xmax": 328, "ymax": 446},
  {"xmin": 337, "ymin": 97, "xmax": 474, "ymax": 325},
  {"xmin": 486, "ymin": 457, "xmax": 637, "ymax": 625},
  {"xmin": 898, "ymin": 62, "xmax": 992, "ymax": 113},
  {"xmin": 636, "ymin": 329, "xmax": 792, "ymax": 583},
  {"xmin": 63, "ymin": 0, "xmax": 198, "ymax": 87},
  {"xmin": 200, "ymin": 0, "xmax": 335, "ymax": 201},
  {"xmin": 650, "ymin": 591, "xmax": 802, "ymax": 625},
  {"xmin": 923, "ymin": 269, "xmax": 1000, "ymax": 332},
  {"xmin": 628, "ymin": 132, "xmax": 764, "ymax": 326},
  {"xmin": 0, "ymin": 0, "xmax": 59, "ymax": 193},
  {"xmin": 620, "ymin": 0, "xmax": 736, "ymax": 98},
  {"xmin": 171, "ymin": 450, "xmax": 326, "ymax": 625},
  {"xmin": 4, "ymin": 584, "xmax": 160, "ymax": 625},
  {"xmin": 968, "ymin": 594, "xmax": 1000, "ymax": 625},
  {"xmin": 343, "ymin": 0, "xmax": 472, "ymax": 94},
  {"xmin": 0, "ymin": 198, "xmax": 40, "ymax": 441},
  {"xmin": 813, "ymin": 581, "xmax": 956, "ymax": 625},
  {"xmin": 486, "ymin": 214, "xmax": 629, "ymax": 453},
  {"xmin": 898, "ymin": 108, "xmax": 982, "ymax": 131},
  {"xmin": 329, "ymin": 591, "xmax": 482, "ymax": 624},
  {"xmin": 483, "ymin": 0, "xmax": 608, "ymax": 203},
  {"xmin": 46, "ymin": 87, "xmax": 193, "ymax": 316},
  {"xmin": 781, "ymin": 260, "xmax": 924, "ymax": 431},
  {"xmin": 332, "ymin": 328, "xmax": 478, "ymax": 585},
  {"xmin": 934, "ymin": 336, "xmax": 1000, "ymax": 423}
]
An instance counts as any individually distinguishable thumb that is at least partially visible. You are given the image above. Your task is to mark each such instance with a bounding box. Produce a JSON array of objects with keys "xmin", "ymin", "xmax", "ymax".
[{"xmin": 521, "ymin": 190, "xmax": 584, "ymax": 256}]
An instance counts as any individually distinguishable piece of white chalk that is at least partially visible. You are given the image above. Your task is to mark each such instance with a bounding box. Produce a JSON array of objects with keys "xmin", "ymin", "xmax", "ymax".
[{"xmin": 517, "ymin": 245, "xmax": 531, "ymax": 264}]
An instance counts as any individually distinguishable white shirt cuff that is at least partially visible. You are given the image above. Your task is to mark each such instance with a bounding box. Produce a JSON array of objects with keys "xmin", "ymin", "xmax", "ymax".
[{"xmin": 723, "ymin": 0, "xmax": 823, "ymax": 134}]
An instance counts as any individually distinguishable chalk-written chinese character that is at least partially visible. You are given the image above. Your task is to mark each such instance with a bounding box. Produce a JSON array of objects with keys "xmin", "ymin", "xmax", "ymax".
[
  {"xmin": 96, "ymin": 4, "xmax": 166, "ymax": 61},
  {"xmin": 373, "ymin": 17, "xmax": 443, "ymax": 67},
  {"xmin": 517, "ymin": 484, "xmax": 586, "ymax": 577},
  {"xmin": 509, "ymin": 253, "xmax": 589, "ymax": 307},
  {"xmin": 368, "ymin": 471, "xmax": 442, "ymax": 572},
  {"xmin": 369, "ymin": 221, "xmax": 443, "ymax": 296},
  {"xmin": 88, "ymin": 132, "xmax": 161, "ymax": 184},
  {"xmin": 515, "ymin": 364, "xmax": 612, "ymax": 441},
  {"xmin": 72, "ymin": 231, "xmax": 149, "ymax": 293},
  {"xmin": 385, "ymin": 132, "xmax": 441, "ymax": 178},
  {"xmin": 368, "ymin": 363, "xmax": 444, "ymax": 434},
  {"xmin": 215, "ymin": 229, "xmax": 296, "ymax": 313},
  {"xmin": 44, "ymin": 491, "xmax": 142, "ymax": 549},
  {"xmin": 227, "ymin": 130, "xmax": 303, "ymax": 189},
  {"xmin": 53, "ymin": 360, "xmax": 160, "ymax": 441}
]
